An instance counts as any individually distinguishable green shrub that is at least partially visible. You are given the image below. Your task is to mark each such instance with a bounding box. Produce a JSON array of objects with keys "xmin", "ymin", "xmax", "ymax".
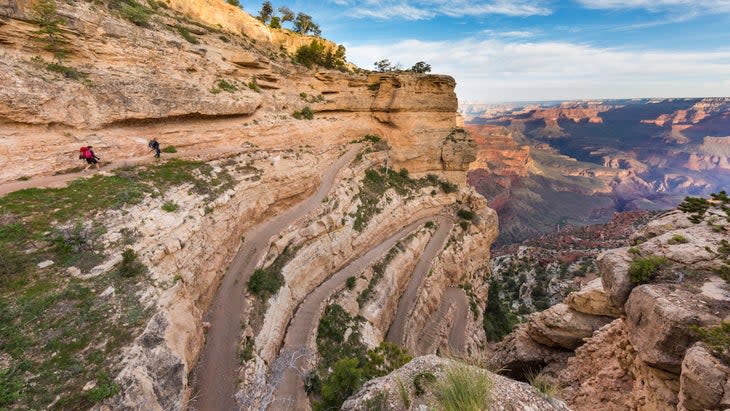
[
  {"xmin": 346, "ymin": 276, "xmax": 356, "ymax": 290},
  {"xmin": 425, "ymin": 221, "xmax": 435, "ymax": 229},
  {"xmin": 247, "ymin": 268, "xmax": 283, "ymax": 298},
  {"xmin": 668, "ymin": 234, "xmax": 689, "ymax": 244},
  {"xmin": 483, "ymin": 280, "xmax": 517, "ymax": 342},
  {"xmin": 628, "ymin": 246, "xmax": 641, "ymax": 255},
  {"xmin": 118, "ymin": 1, "xmax": 151, "ymax": 27},
  {"xmin": 294, "ymin": 40, "xmax": 346, "ymax": 69},
  {"xmin": 292, "ymin": 107, "xmax": 314, "ymax": 120},
  {"xmin": 161, "ymin": 201, "xmax": 178, "ymax": 212},
  {"xmin": 175, "ymin": 25, "xmax": 199, "ymax": 44},
  {"xmin": 434, "ymin": 365, "xmax": 492, "ymax": 411},
  {"xmin": 118, "ymin": 248, "xmax": 146, "ymax": 278},
  {"xmin": 316, "ymin": 358, "xmax": 365, "ymax": 411},
  {"xmin": 239, "ymin": 336, "xmax": 254, "ymax": 362},
  {"xmin": 457, "ymin": 209, "xmax": 475, "ymax": 221},
  {"xmin": 413, "ymin": 371, "xmax": 436, "ymax": 396},
  {"xmin": 248, "ymin": 79, "xmax": 261, "ymax": 92},
  {"xmin": 226, "ymin": 0, "xmax": 240, "ymax": 6},
  {"xmin": 678, "ymin": 196, "xmax": 711, "ymax": 223},
  {"xmin": 161, "ymin": 146, "xmax": 177, "ymax": 153},
  {"xmin": 628, "ymin": 255, "xmax": 668, "ymax": 285}
]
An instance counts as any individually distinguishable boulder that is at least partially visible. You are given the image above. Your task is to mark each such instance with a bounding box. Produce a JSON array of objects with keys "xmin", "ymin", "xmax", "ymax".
[
  {"xmin": 490, "ymin": 324, "xmax": 571, "ymax": 380},
  {"xmin": 598, "ymin": 248, "xmax": 633, "ymax": 310},
  {"xmin": 625, "ymin": 285, "xmax": 721, "ymax": 373},
  {"xmin": 526, "ymin": 303, "xmax": 614, "ymax": 350},
  {"xmin": 678, "ymin": 343, "xmax": 730, "ymax": 411},
  {"xmin": 565, "ymin": 278, "xmax": 623, "ymax": 317}
]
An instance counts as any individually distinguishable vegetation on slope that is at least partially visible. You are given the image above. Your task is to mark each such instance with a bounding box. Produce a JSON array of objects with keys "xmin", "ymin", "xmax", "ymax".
[{"xmin": 0, "ymin": 159, "xmax": 233, "ymax": 410}]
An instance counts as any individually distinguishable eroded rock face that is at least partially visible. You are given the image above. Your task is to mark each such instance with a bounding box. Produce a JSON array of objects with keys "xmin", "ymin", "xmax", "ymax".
[
  {"xmin": 625, "ymin": 284, "xmax": 722, "ymax": 373},
  {"xmin": 597, "ymin": 248, "xmax": 633, "ymax": 310},
  {"xmin": 342, "ymin": 355, "xmax": 572, "ymax": 411},
  {"xmin": 490, "ymin": 325, "xmax": 571, "ymax": 380},
  {"xmin": 565, "ymin": 278, "xmax": 623, "ymax": 317},
  {"xmin": 678, "ymin": 343, "xmax": 730, "ymax": 411},
  {"xmin": 441, "ymin": 128, "xmax": 477, "ymax": 171},
  {"xmin": 526, "ymin": 303, "xmax": 614, "ymax": 350}
]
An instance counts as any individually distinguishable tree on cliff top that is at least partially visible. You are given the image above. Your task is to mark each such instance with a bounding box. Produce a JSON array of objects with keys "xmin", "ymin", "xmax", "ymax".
[
  {"xmin": 278, "ymin": 6, "xmax": 294, "ymax": 23},
  {"xmin": 257, "ymin": 1, "xmax": 274, "ymax": 23},
  {"xmin": 293, "ymin": 12, "xmax": 321, "ymax": 36},
  {"xmin": 411, "ymin": 61, "xmax": 432, "ymax": 73},
  {"xmin": 32, "ymin": 0, "xmax": 70, "ymax": 62}
]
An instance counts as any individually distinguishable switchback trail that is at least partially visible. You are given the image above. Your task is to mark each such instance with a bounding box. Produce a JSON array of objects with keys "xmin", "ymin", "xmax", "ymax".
[
  {"xmin": 188, "ymin": 146, "xmax": 359, "ymax": 411},
  {"xmin": 414, "ymin": 287, "xmax": 469, "ymax": 355},
  {"xmin": 386, "ymin": 218, "xmax": 454, "ymax": 346},
  {"xmin": 268, "ymin": 215, "xmax": 452, "ymax": 410}
]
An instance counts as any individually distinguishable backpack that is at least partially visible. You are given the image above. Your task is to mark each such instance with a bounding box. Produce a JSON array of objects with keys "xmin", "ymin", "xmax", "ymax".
[
  {"xmin": 83, "ymin": 149, "xmax": 95, "ymax": 159},
  {"xmin": 79, "ymin": 146, "xmax": 88, "ymax": 159}
]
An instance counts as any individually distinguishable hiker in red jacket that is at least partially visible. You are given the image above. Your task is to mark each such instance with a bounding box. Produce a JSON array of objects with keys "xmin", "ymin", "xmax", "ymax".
[{"xmin": 79, "ymin": 146, "xmax": 101, "ymax": 171}]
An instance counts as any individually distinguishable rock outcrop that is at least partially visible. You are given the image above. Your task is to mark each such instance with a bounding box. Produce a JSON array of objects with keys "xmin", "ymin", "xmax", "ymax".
[{"xmin": 494, "ymin": 202, "xmax": 730, "ymax": 411}]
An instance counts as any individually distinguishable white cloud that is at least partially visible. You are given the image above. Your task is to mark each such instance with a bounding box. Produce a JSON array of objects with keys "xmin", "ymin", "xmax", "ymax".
[
  {"xmin": 345, "ymin": 38, "xmax": 730, "ymax": 101},
  {"xmin": 576, "ymin": 0, "xmax": 730, "ymax": 13},
  {"xmin": 338, "ymin": 0, "xmax": 551, "ymax": 20},
  {"xmin": 481, "ymin": 29, "xmax": 536, "ymax": 38}
]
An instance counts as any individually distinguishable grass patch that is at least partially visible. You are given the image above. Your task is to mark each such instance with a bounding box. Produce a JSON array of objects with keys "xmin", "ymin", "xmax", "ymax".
[
  {"xmin": 161, "ymin": 146, "xmax": 177, "ymax": 153},
  {"xmin": 346, "ymin": 276, "xmax": 356, "ymax": 290},
  {"xmin": 117, "ymin": 249, "xmax": 146, "ymax": 278},
  {"xmin": 628, "ymin": 255, "xmax": 668, "ymax": 285},
  {"xmin": 434, "ymin": 365, "xmax": 492, "ymax": 411},
  {"xmin": 161, "ymin": 201, "xmax": 179, "ymax": 212},
  {"xmin": 413, "ymin": 371, "xmax": 436, "ymax": 396},
  {"xmin": 210, "ymin": 79, "xmax": 238, "ymax": 94},
  {"xmin": 175, "ymin": 25, "xmax": 199, "ymax": 44},
  {"xmin": 691, "ymin": 321, "xmax": 730, "ymax": 358},
  {"xmin": 527, "ymin": 372, "xmax": 558, "ymax": 398},
  {"xmin": 668, "ymin": 234, "xmax": 689, "ymax": 244}
]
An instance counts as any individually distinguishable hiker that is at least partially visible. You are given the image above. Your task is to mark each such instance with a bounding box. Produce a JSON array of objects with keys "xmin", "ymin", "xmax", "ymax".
[
  {"xmin": 79, "ymin": 146, "xmax": 100, "ymax": 171},
  {"xmin": 148, "ymin": 138, "xmax": 161, "ymax": 159}
]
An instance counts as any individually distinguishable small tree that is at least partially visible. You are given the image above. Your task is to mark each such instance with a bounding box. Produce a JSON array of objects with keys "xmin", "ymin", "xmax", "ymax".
[
  {"xmin": 257, "ymin": 1, "xmax": 273, "ymax": 23},
  {"xmin": 32, "ymin": 0, "xmax": 70, "ymax": 62},
  {"xmin": 410, "ymin": 61, "xmax": 431, "ymax": 73},
  {"xmin": 375, "ymin": 59, "xmax": 400, "ymax": 72},
  {"xmin": 278, "ymin": 6, "xmax": 294, "ymax": 23},
  {"xmin": 269, "ymin": 16, "xmax": 281, "ymax": 29},
  {"xmin": 294, "ymin": 12, "xmax": 321, "ymax": 36}
]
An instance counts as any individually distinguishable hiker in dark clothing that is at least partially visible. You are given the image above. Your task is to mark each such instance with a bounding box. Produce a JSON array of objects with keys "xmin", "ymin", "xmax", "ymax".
[
  {"xmin": 148, "ymin": 139, "xmax": 161, "ymax": 159},
  {"xmin": 79, "ymin": 146, "xmax": 100, "ymax": 171}
]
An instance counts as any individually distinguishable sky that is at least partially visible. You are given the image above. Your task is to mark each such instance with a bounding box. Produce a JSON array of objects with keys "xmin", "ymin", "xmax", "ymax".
[{"xmin": 241, "ymin": 1, "xmax": 730, "ymax": 102}]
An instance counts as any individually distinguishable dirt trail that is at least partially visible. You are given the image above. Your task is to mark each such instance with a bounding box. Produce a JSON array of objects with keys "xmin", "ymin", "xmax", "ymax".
[
  {"xmin": 386, "ymin": 218, "xmax": 454, "ymax": 346},
  {"xmin": 188, "ymin": 146, "xmax": 359, "ymax": 411},
  {"xmin": 0, "ymin": 144, "xmax": 265, "ymax": 196},
  {"xmin": 267, "ymin": 215, "xmax": 452, "ymax": 411},
  {"xmin": 414, "ymin": 287, "xmax": 469, "ymax": 355}
]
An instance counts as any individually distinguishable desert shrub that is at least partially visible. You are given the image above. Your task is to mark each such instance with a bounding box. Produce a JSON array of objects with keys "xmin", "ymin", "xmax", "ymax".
[
  {"xmin": 413, "ymin": 371, "xmax": 436, "ymax": 396},
  {"xmin": 316, "ymin": 358, "xmax": 365, "ymax": 411},
  {"xmin": 118, "ymin": 248, "xmax": 146, "ymax": 278},
  {"xmin": 239, "ymin": 336, "xmax": 254, "ymax": 362},
  {"xmin": 292, "ymin": 107, "xmax": 314, "ymax": 120},
  {"xmin": 294, "ymin": 40, "xmax": 345, "ymax": 69},
  {"xmin": 668, "ymin": 234, "xmax": 689, "ymax": 244},
  {"xmin": 346, "ymin": 276, "xmax": 356, "ymax": 290},
  {"xmin": 211, "ymin": 79, "xmax": 238, "ymax": 93},
  {"xmin": 247, "ymin": 268, "xmax": 283, "ymax": 298},
  {"xmin": 161, "ymin": 201, "xmax": 178, "ymax": 212},
  {"xmin": 226, "ymin": 0, "xmax": 240, "ymax": 6},
  {"xmin": 457, "ymin": 209, "xmax": 475, "ymax": 221},
  {"xmin": 112, "ymin": 0, "xmax": 152, "ymax": 27},
  {"xmin": 628, "ymin": 246, "xmax": 641, "ymax": 255},
  {"xmin": 628, "ymin": 255, "xmax": 668, "ymax": 284},
  {"xmin": 527, "ymin": 372, "xmax": 557, "ymax": 398},
  {"xmin": 31, "ymin": 0, "xmax": 70, "ymax": 61},
  {"xmin": 161, "ymin": 146, "xmax": 177, "ymax": 153},
  {"xmin": 483, "ymin": 280, "xmax": 517, "ymax": 342},
  {"xmin": 247, "ymin": 79, "xmax": 261, "ymax": 92},
  {"xmin": 434, "ymin": 365, "xmax": 492, "ymax": 411},
  {"xmin": 440, "ymin": 180, "xmax": 458, "ymax": 193}
]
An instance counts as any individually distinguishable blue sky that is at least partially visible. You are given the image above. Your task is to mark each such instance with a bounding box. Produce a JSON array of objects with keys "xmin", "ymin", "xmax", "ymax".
[{"xmin": 241, "ymin": 1, "xmax": 730, "ymax": 102}]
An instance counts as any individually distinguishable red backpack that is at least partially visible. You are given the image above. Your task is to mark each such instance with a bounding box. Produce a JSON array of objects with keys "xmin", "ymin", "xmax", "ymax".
[{"xmin": 79, "ymin": 147, "xmax": 88, "ymax": 159}]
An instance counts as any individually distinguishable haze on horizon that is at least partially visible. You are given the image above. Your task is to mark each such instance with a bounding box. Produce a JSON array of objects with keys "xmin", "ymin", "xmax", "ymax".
[{"xmin": 242, "ymin": 0, "xmax": 730, "ymax": 102}]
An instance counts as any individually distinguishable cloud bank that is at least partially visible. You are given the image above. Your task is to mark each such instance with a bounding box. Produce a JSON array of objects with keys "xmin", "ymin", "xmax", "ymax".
[
  {"xmin": 346, "ymin": 38, "xmax": 730, "ymax": 101},
  {"xmin": 334, "ymin": 0, "xmax": 551, "ymax": 20}
]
